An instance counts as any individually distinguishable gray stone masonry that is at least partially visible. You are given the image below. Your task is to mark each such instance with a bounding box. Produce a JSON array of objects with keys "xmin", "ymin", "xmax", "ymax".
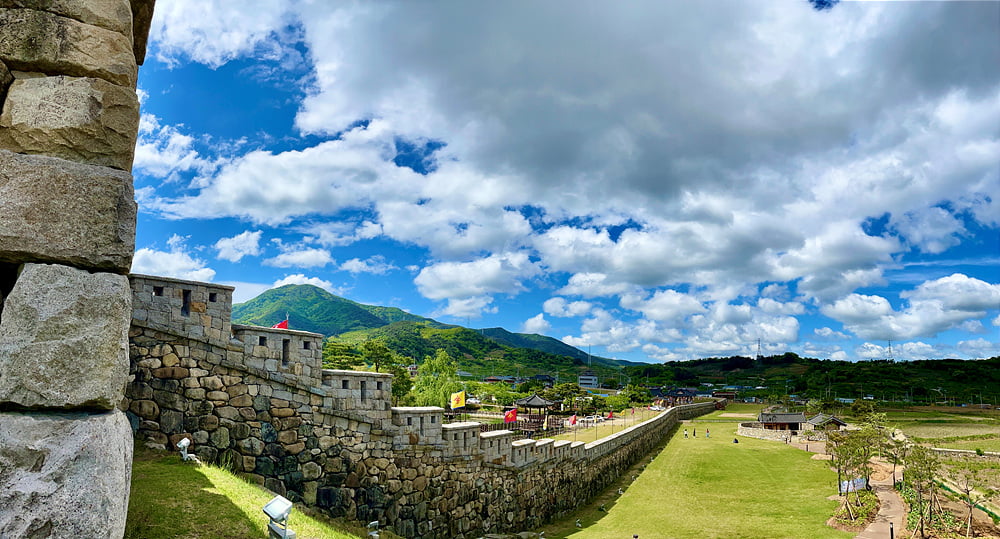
[
  {"xmin": 0, "ymin": 1, "xmax": 154, "ymax": 537},
  {"xmin": 0, "ymin": 149, "xmax": 136, "ymax": 272},
  {"xmin": 0, "ymin": 263, "xmax": 130, "ymax": 410},
  {"xmin": 0, "ymin": 411, "xmax": 133, "ymax": 538},
  {"xmin": 125, "ymin": 274, "xmax": 717, "ymax": 538}
]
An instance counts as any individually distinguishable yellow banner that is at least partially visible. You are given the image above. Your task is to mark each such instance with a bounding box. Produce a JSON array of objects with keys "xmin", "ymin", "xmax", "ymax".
[{"xmin": 450, "ymin": 390, "xmax": 466, "ymax": 409}]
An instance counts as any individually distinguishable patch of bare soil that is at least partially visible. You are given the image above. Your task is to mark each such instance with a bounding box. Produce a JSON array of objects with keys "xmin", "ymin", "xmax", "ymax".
[
  {"xmin": 718, "ymin": 413, "xmax": 756, "ymax": 418},
  {"xmin": 868, "ymin": 459, "xmax": 894, "ymax": 482},
  {"xmin": 934, "ymin": 496, "xmax": 1000, "ymax": 538},
  {"xmin": 811, "ymin": 453, "xmax": 833, "ymax": 461}
]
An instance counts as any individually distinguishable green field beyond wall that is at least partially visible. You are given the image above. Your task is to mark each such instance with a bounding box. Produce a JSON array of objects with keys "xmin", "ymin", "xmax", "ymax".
[{"xmin": 560, "ymin": 405, "xmax": 852, "ymax": 539}]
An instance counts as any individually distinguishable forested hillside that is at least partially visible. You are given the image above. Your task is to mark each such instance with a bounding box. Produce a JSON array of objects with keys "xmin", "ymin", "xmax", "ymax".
[
  {"xmin": 330, "ymin": 321, "xmax": 622, "ymax": 381},
  {"xmin": 625, "ymin": 354, "xmax": 1000, "ymax": 405},
  {"xmin": 233, "ymin": 285, "xmax": 998, "ymax": 400},
  {"xmin": 231, "ymin": 284, "xmax": 441, "ymax": 335}
]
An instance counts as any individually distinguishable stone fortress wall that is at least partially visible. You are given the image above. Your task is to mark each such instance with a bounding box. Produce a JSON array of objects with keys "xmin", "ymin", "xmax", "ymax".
[
  {"xmin": 125, "ymin": 274, "xmax": 715, "ymax": 538},
  {"xmin": 0, "ymin": 2, "xmax": 155, "ymax": 537}
]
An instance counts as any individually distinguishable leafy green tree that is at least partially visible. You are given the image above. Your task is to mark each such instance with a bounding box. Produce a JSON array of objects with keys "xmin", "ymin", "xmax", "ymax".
[
  {"xmin": 540, "ymin": 383, "xmax": 588, "ymax": 410},
  {"xmin": 384, "ymin": 363, "xmax": 412, "ymax": 405},
  {"xmin": 619, "ymin": 384, "xmax": 651, "ymax": 405},
  {"xmin": 361, "ymin": 339, "xmax": 395, "ymax": 371},
  {"xmin": 409, "ymin": 349, "xmax": 463, "ymax": 408},
  {"xmin": 906, "ymin": 445, "xmax": 941, "ymax": 538},
  {"xmin": 850, "ymin": 399, "xmax": 879, "ymax": 420},
  {"xmin": 468, "ymin": 381, "xmax": 523, "ymax": 406},
  {"xmin": 517, "ymin": 379, "xmax": 545, "ymax": 394},
  {"xmin": 885, "ymin": 435, "xmax": 908, "ymax": 485},
  {"xmin": 322, "ymin": 340, "xmax": 363, "ymax": 370}
]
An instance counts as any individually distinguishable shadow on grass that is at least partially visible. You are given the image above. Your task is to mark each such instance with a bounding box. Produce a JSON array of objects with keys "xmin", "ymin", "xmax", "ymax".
[{"xmin": 126, "ymin": 448, "xmax": 266, "ymax": 539}]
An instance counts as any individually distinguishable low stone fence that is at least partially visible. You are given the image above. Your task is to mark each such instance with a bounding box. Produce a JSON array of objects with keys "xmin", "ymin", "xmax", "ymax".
[
  {"xmin": 930, "ymin": 447, "xmax": 1000, "ymax": 463},
  {"xmin": 737, "ymin": 422, "xmax": 797, "ymax": 442}
]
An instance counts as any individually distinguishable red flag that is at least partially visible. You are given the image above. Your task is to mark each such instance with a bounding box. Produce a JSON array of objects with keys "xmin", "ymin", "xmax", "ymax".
[
  {"xmin": 271, "ymin": 319, "xmax": 289, "ymax": 329},
  {"xmin": 607, "ymin": 411, "xmax": 614, "ymax": 419},
  {"xmin": 504, "ymin": 408, "xmax": 517, "ymax": 423},
  {"xmin": 569, "ymin": 414, "xmax": 578, "ymax": 426}
]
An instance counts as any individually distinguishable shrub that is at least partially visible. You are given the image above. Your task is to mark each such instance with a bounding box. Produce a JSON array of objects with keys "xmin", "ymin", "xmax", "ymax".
[{"xmin": 835, "ymin": 489, "xmax": 879, "ymax": 526}]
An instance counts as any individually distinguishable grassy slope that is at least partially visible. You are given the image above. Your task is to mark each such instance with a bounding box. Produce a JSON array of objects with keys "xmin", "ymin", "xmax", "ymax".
[
  {"xmin": 126, "ymin": 448, "xmax": 370, "ymax": 539},
  {"xmin": 557, "ymin": 404, "xmax": 851, "ymax": 539}
]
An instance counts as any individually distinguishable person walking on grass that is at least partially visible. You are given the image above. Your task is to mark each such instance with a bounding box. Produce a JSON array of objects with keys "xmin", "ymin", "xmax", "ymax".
[
  {"xmin": 706, "ymin": 428, "xmax": 710, "ymax": 438},
  {"xmin": 684, "ymin": 429, "xmax": 688, "ymax": 438}
]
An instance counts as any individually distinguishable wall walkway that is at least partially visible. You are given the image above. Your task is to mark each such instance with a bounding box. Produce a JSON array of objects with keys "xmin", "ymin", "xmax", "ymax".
[{"xmin": 124, "ymin": 274, "xmax": 715, "ymax": 538}]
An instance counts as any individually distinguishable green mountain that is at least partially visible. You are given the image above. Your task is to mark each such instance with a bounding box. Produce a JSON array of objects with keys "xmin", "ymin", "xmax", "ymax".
[
  {"xmin": 332, "ymin": 320, "xmax": 622, "ymax": 381},
  {"xmin": 233, "ymin": 284, "xmax": 630, "ymax": 381},
  {"xmin": 479, "ymin": 327, "xmax": 643, "ymax": 369},
  {"xmin": 231, "ymin": 284, "xmax": 439, "ymax": 336}
]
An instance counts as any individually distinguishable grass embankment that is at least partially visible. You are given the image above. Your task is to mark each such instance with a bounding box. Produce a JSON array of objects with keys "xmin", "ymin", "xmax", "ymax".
[
  {"xmin": 544, "ymin": 403, "xmax": 851, "ymax": 539},
  {"xmin": 126, "ymin": 447, "xmax": 372, "ymax": 539}
]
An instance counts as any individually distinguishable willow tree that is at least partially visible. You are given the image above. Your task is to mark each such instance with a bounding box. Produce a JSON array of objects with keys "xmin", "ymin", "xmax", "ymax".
[{"xmin": 409, "ymin": 349, "xmax": 463, "ymax": 408}]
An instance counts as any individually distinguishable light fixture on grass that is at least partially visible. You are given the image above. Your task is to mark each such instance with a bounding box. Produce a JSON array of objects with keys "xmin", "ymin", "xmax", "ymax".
[
  {"xmin": 177, "ymin": 437, "xmax": 195, "ymax": 462},
  {"xmin": 263, "ymin": 495, "xmax": 296, "ymax": 539}
]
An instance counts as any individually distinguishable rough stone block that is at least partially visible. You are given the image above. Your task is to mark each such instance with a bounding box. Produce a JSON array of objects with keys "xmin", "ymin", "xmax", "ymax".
[
  {"xmin": 0, "ymin": 75, "xmax": 140, "ymax": 169},
  {"xmin": 0, "ymin": 8, "xmax": 137, "ymax": 86},
  {"xmin": 0, "ymin": 0, "xmax": 133, "ymax": 36},
  {"xmin": 0, "ymin": 149, "xmax": 135, "ymax": 272},
  {"xmin": 0, "ymin": 264, "xmax": 130, "ymax": 410},
  {"xmin": 0, "ymin": 410, "xmax": 132, "ymax": 538}
]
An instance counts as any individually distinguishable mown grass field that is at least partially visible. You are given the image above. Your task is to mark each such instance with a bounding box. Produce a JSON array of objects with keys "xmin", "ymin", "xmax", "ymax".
[
  {"xmin": 546, "ymin": 404, "xmax": 852, "ymax": 539},
  {"xmin": 126, "ymin": 447, "xmax": 373, "ymax": 539}
]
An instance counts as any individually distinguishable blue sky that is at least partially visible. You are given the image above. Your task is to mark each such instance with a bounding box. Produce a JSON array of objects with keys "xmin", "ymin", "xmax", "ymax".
[{"xmin": 131, "ymin": 0, "xmax": 999, "ymax": 363}]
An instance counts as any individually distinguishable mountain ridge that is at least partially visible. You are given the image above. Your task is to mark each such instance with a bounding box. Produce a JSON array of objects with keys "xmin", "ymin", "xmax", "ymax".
[{"xmin": 231, "ymin": 284, "xmax": 630, "ymax": 375}]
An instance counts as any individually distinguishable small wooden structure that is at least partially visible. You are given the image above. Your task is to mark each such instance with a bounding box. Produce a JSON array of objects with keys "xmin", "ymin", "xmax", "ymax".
[
  {"xmin": 515, "ymin": 394, "xmax": 557, "ymax": 414},
  {"xmin": 757, "ymin": 412, "xmax": 806, "ymax": 431},
  {"xmin": 805, "ymin": 413, "xmax": 847, "ymax": 431}
]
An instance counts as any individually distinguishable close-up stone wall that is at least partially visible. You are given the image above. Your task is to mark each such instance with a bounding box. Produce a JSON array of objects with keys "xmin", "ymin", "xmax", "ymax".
[
  {"xmin": 125, "ymin": 273, "xmax": 716, "ymax": 538},
  {"xmin": 0, "ymin": 1, "xmax": 155, "ymax": 537}
]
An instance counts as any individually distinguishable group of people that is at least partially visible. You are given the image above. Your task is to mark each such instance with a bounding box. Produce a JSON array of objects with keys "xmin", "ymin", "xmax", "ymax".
[{"xmin": 682, "ymin": 427, "xmax": 709, "ymax": 438}]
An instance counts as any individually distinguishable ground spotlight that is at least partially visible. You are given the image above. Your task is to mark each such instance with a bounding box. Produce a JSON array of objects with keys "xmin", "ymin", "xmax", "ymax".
[
  {"xmin": 262, "ymin": 495, "xmax": 296, "ymax": 539},
  {"xmin": 176, "ymin": 437, "xmax": 195, "ymax": 462}
]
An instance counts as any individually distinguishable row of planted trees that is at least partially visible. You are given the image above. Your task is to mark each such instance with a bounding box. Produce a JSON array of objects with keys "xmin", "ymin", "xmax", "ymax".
[{"xmin": 827, "ymin": 411, "xmax": 998, "ymax": 538}]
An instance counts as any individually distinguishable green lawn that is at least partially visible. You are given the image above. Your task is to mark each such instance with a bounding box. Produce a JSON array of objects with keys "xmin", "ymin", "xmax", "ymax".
[
  {"xmin": 553, "ymin": 419, "xmax": 850, "ymax": 539},
  {"xmin": 126, "ymin": 447, "xmax": 371, "ymax": 539}
]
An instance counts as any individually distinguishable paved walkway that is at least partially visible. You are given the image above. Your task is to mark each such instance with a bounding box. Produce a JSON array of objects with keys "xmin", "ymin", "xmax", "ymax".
[
  {"xmin": 854, "ymin": 475, "xmax": 907, "ymax": 539},
  {"xmin": 788, "ymin": 441, "xmax": 907, "ymax": 538}
]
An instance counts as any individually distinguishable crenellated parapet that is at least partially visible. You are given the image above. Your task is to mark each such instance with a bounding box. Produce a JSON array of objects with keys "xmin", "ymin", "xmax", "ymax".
[{"xmin": 124, "ymin": 273, "xmax": 716, "ymax": 538}]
